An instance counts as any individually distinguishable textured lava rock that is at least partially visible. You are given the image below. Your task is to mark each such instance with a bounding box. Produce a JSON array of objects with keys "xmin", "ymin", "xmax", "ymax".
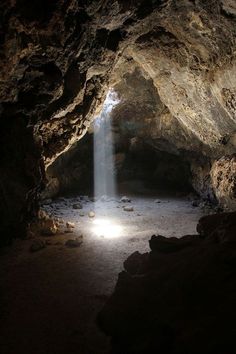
[
  {"xmin": 211, "ymin": 154, "xmax": 236, "ymax": 210},
  {"xmin": 123, "ymin": 205, "xmax": 134, "ymax": 212},
  {"xmin": 197, "ymin": 210, "xmax": 236, "ymax": 243},
  {"xmin": 29, "ymin": 209, "xmax": 58, "ymax": 236},
  {"xmin": 98, "ymin": 211, "xmax": 236, "ymax": 354},
  {"xmin": 149, "ymin": 234, "xmax": 200, "ymax": 253}
]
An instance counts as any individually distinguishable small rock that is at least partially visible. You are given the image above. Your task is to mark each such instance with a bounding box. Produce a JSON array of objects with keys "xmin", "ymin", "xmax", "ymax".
[
  {"xmin": 123, "ymin": 206, "xmax": 134, "ymax": 212},
  {"xmin": 120, "ymin": 196, "xmax": 131, "ymax": 203},
  {"xmin": 155, "ymin": 199, "xmax": 161, "ymax": 203},
  {"xmin": 79, "ymin": 212, "xmax": 85, "ymax": 217},
  {"xmin": 38, "ymin": 209, "xmax": 49, "ymax": 219},
  {"xmin": 41, "ymin": 218, "xmax": 58, "ymax": 236},
  {"xmin": 65, "ymin": 237, "xmax": 83, "ymax": 248},
  {"xmin": 66, "ymin": 221, "xmax": 75, "ymax": 228},
  {"xmin": 64, "ymin": 229, "xmax": 74, "ymax": 233},
  {"xmin": 88, "ymin": 211, "xmax": 95, "ymax": 218},
  {"xmin": 73, "ymin": 203, "xmax": 83, "ymax": 210},
  {"xmin": 30, "ymin": 239, "xmax": 46, "ymax": 252}
]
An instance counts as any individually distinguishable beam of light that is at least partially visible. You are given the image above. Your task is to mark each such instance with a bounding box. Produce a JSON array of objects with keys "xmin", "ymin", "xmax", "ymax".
[
  {"xmin": 93, "ymin": 89, "xmax": 120, "ymax": 199},
  {"xmin": 92, "ymin": 89, "xmax": 122, "ymax": 237},
  {"xmin": 92, "ymin": 218, "xmax": 123, "ymax": 238}
]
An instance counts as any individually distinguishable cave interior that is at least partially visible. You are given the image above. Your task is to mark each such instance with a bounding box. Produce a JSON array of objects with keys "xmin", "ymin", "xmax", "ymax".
[{"xmin": 0, "ymin": 1, "xmax": 236, "ymax": 354}]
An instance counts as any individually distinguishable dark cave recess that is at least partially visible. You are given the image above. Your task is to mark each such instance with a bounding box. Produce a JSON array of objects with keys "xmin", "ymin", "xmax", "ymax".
[{"xmin": 43, "ymin": 131, "xmax": 194, "ymax": 199}]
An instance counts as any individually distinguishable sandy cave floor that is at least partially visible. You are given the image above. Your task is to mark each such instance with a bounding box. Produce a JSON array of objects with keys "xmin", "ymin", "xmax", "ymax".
[{"xmin": 0, "ymin": 189, "xmax": 207, "ymax": 354}]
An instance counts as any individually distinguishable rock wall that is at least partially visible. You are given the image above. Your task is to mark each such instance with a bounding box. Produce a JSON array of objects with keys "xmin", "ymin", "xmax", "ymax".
[
  {"xmin": 211, "ymin": 154, "xmax": 236, "ymax": 210},
  {"xmin": 0, "ymin": 0, "xmax": 129, "ymax": 243},
  {"xmin": 1, "ymin": 0, "xmax": 236, "ymax": 243}
]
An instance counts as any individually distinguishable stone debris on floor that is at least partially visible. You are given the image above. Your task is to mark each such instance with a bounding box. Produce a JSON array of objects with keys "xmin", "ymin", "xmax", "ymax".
[
  {"xmin": 66, "ymin": 222, "xmax": 75, "ymax": 228},
  {"xmin": 30, "ymin": 239, "xmax": 46, "ymax": 252},
  {"xmin": 73, "ymin": 203, "xmax": 83, "ymax": 209},
  {"xmin": 64, "ymin": 229, "xmax": 74, "ymax": 233},
  {"xmin": 65, "ymin": 236, "xmax": 83, "ymax": 248},
  {"xmin": 123, "ymin": 206, "xmax": 134, "ymax": 212},
  {"xmin": 120, "ymin": 196, "xmax": 131, "ymax": 203}
]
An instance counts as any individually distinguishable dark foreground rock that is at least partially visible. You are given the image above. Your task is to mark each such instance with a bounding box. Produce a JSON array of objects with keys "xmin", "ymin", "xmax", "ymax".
[
  {"xmin": 30, "ymin": 239, "xmax": 46, "ymax": 252},
  {"xmin": 65, "ymin": 237, "xmax": 83, "ymax": 248},
  {"xmin": 97, "ymin": 212, "xmax": 236, "ymax": 354}
]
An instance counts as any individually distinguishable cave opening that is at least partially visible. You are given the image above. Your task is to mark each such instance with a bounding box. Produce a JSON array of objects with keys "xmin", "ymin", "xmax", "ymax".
[{"xmin": 1, "ymin": 1, "xmax": 236, "ymax": 354}]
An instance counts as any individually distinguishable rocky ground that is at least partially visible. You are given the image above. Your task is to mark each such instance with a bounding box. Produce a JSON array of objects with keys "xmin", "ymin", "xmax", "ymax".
[
  {"xmin": 0, "ymin": 189, "xmax": 207, "ymax": 354},
  {"xmin": 98, "ymin": 210, "xmax": 236, "ymax": 354}
]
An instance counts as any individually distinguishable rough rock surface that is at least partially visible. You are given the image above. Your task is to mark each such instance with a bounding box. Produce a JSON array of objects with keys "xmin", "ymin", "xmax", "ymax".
[
  {"xmin": 28, "ymin": 209, "xmax": 58, "ymax": 236},
  {"xmin": 210, "ymin": 154, "xmax": 236, "ymax": 210},
  {"xmin": 0, "ymin": 0, "xmax": 124, "ymax": 243},
  {"xmin": 46, "ymin": 51, "xmax": 236, "ymax": 204},
  {"xmin": 1, "ymin": 0, "xmax": 236, "ymax": 243},
  {"xmin": 98, "ymin": 211, "xmax": 236, "ymax": 354}
]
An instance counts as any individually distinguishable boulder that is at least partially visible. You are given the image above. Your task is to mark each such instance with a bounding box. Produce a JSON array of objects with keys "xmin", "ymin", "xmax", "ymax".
[{"xmin": 98, "ymin": 212, "xmax": 236, "ymax": 354}]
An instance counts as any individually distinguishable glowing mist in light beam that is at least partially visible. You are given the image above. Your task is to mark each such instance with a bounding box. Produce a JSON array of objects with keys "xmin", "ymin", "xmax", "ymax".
[
  {"xmin": 92, "ymin": 90, "xmax": 122, "ymax": 237},
  {"xmin": 93, "ymin": 90, "xmax": 120, "ymax": 199}
]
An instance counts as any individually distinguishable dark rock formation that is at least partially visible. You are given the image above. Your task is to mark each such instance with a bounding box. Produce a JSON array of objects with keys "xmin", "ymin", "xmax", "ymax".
[
  {"xmin": 211, "ymin": 154, "xmax": 236, "ymax": 210},
  {"xmin": 1, "ymin": 0, "xmax": 236, "ymax": 243},
  {"xmin": 98, "ymin": 211, "xmax": 236, "ymax": 354},
  {"xmin": 42, "ymin": 133, "xmax": 94, "ymax": 198},
  {"xmin": 0, "ymin": 0, "xmax": 125, "ymax": 243}
]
